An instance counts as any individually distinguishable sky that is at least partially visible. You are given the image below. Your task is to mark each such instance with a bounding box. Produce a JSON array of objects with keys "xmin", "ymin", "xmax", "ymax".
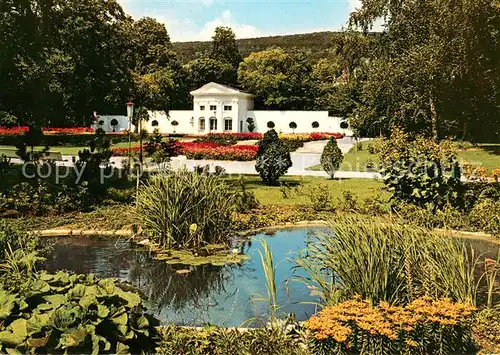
[{"xmin": 118, "ymin": 0, "xmax": 374, "ymax": 42}]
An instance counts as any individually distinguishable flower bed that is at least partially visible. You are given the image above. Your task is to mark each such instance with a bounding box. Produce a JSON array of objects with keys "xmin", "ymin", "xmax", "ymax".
[
  {"xmin": 181, "ymin": 144, "xmax": 258, "ymax": 161},
  {"xmin": 112, "ymin": 142, "xmax": 258, "ymax": 161},
  {"xmin": 280, "ymin": 132, "xmax": 344, "ymax": 142},
  {"xmin": 0, "ymin": 126, "xmax": 29, "ymax": 135},
  {"xmin": 42, "ymin": 127, "xmax": 95, "ymax": 135},
  {"xmin": 307, "ymin": 297, "xmax": 475, "ymax": 354}
]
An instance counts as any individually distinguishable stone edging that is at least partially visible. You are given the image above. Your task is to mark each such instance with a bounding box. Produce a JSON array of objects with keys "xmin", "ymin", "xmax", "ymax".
[{"xmin": 31, "ymin": 222, "xmax": 499, "ymax": 245}]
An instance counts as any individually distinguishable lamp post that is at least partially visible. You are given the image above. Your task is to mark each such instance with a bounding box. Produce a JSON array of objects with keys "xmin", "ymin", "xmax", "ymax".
[{"xmin": 126, "ymin": 101, "xmax": 134, "ymax": 169}]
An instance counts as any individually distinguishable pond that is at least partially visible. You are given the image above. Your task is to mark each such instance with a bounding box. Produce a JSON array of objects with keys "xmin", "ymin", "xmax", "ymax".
[
  {"xmin": 41, "ymin": 228, "xmax": 324, "ymax": 327},
  {"xmin": 40, "ymin": 227, "xmax": 500, "ymax": 327}
]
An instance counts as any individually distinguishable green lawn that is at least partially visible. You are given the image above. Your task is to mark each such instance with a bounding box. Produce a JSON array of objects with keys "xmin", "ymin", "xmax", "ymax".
[
  {"xmin": 0, "ymin": 142, "xmax": 138, "ymax": 157},
  {"xmin": 224, "ymin": 175, "xmax": 387, "ymax": 206},
  {"xmin": 309, "ymin": 141, "xmax": 500, "ymax": 173}
]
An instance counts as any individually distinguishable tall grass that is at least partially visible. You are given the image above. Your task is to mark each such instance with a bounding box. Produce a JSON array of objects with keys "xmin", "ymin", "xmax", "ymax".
[
  {"xmin": 132, "ymin": 170, "xmax": 236, "ymax": 249},
  {"xmin": 296, "ymin": 215, "xmax": 481, "ymax": 306}
]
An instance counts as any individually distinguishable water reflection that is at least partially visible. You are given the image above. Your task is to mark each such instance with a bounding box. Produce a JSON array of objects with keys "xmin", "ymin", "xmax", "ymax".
[
  {"xmin": 41, "ymin": 229, "xmax": 320, "ymax": 326},
  {"xmin": 40, "ymin": 230, "xmax": 499, "ymax": 326}
]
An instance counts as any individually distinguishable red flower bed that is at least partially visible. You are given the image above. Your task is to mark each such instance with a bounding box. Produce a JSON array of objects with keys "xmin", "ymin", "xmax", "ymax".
[
  {"xmin": 112, "ymin": 146, "xmax": 141, "ymax": 156},
  {"xmin": 112, "ymin": 141, "xmax": 258, "ymax": 161},
  {"xmin": 0, "ymin": 126, "xmax": 29, "ymax": 135},
  {"xmin": 180, "ymin": 144, "xmax": 257, "ymax": 161},
  {"xmin": 43, "ymin": 127, "xmax": 95, "ymax": 135}
]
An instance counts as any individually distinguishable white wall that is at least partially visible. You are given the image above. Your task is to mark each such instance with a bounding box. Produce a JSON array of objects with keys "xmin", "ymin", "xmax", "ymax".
[
  {"xmin": 247, "ymin": 111, "xmax": 350, "ymax": 134},
  {"xmin": 145, "ymin": 111, "xmax": 193, "ymax": 134},
  {"xmin": 94, "ymin": 115, "xmax": 132, "ymax": 133}
]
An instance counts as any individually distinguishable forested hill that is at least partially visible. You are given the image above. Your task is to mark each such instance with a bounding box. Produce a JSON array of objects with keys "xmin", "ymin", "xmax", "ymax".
[{"xmin": 173, "ymin": 31, "xmax": 337, "ymax": 62}]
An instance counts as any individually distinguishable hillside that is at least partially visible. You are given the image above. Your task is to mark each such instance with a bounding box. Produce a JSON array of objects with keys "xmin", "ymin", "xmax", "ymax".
[{"xmin": 172, "ymin": 31, "xmax": 337, "ymax": 63}]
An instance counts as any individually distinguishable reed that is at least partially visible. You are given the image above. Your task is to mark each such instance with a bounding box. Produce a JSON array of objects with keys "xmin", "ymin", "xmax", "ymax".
[
  {"xmin": 297, "ymin": 215, "xmax": 482, "ymax": 306},
  {"xmin": 132, "ymin": 170, "xmax": 236, "ymax": 249}
]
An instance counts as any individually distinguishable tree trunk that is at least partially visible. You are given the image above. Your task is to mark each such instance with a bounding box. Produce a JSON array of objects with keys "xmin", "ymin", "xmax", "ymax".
[{"xmin": 429, "ymin": 95, "xmax": 439, "ymax": 141}]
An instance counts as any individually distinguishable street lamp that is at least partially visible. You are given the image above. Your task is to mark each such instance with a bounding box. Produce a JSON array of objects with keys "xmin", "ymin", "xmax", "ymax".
[{"xmin": 126, "ymin": 101, "xmax": 134, "ymax": 168}]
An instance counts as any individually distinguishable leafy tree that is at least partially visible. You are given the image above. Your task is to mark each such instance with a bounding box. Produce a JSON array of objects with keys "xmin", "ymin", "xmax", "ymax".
[
  {"xmin": 289, "ymin": 122, "xmax": 297, "ymax": 132},
  {"xmin": 321, "ymin": 137, "xmax": 344, "ymax": 179},
  {"xmin": 349, "ymin": 0, "xmax": 500, "ymax": 141},
  {"xmin": 185, "ymin": 57, "xmax": 238, "ymax": 90},
  {"xmin": 238, "ymin": 48, "xmax": 315, "ymax": 110},
  {"xmin": 211, "ymin": 26, "xmax": 243, "ymax": 70}
]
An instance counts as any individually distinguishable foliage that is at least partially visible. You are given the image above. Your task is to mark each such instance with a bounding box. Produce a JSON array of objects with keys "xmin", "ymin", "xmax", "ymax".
[
  {"xmin": 0, "ymin": 271, "xmax": 158, "ymax": 354},
  {"xmin": 0, "ymin": 0, "xmax": 132, "ymax": 126},
  {"xmin": 473, "ymin": 308, "xmax": 500, "ymax": 353},
  {"xmin": 246, "ymin": 117, "xmax": 256, "ymax": 132},
  {"xmin": 320, "ymin": 137, "xmax": 343, "ymax": 179},
  {"xmin": 143, "ymin": 131, "xmax": 180, "ymax": 164},
  {"xmin": 468, "ymin": 198, "xmax": 500, "ymax": 237},
  {"xmin": 15, "ymin": 126, "xmax": 49, "ymax": 162},
  {"xmin": 349, "ymin": 0, "xmax": 500, "ymax": 141},
  {"xmin": 307, "ymin": 297, "xmax": 476, "ymax": 355},
  {"xmin": 256, "ymin": 134, "xmax": 293, "ymax": 185},
  {"xmin": 307, "ymin": 183, "xmax": 333, "ymax": 211},
  {"xmin": 378, "ymin": 128, "xmax": 463, "ymax": 211},
  {"xmin": 76, "ymin": 129, "xmax": 113, "ymax": 194},
  {"xmin": 156, "ymin": 323, "xmax": 308, "ymax": 355},
  {"xmin": 185, "ymin": 57, "xmax": 237, "ymax": 90},
  {"xmin": 211, "ymin": 26, "xmax": 243, "ymax": 70},
  {"xmin": 296, "ymin": 215, "xmax": 480, "ymax": 306},
  {"xmin": 234, "ymin": 178, "xmax": 260, "ymax": 213},
  {"xmin": 0, "ymin": 220, "xmax": 37, "ymax": 262},
  {"xmin": 132, "ymin": 170, "xmax": 237, "ymax": 249},
  {"xmin": 238, "ymin": 48, "xmax": 316, "ymax": 110}
]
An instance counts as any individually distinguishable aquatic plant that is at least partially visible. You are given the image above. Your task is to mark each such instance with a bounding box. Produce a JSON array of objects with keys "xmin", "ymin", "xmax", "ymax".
[
  {"xmin": 133, "ymin": 170, "xmax": 236, "ymax": 249},
  {"xmin": 0, "ymin": 271, "xmax": 158, "ymax": 354},
  {"xmin": 296, "ymin": 215, "xmax": 481, "ymax": 306}
]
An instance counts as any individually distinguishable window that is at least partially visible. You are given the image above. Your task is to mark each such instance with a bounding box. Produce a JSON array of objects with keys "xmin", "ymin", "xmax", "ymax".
[
  {"xmin": 224, "ymin": 118, "xmax": 233, "ymax": 131},
  {"xmin": 199, "ymin": 117, "xmax": 206, "ymax": 131},
  {"xmin": 209, "ymin": 117, "xmax": 217, "ymax": 131},
  {"xmin": 200, "ymin": 106, "xmax": 205, "ymax": 111},
  {"xmin": 151, "ymin": 120, "xmax": 159, "ymax": 127},
  {"xmin": 210, "ymin": 105, "xmax": 217, "ymax": 111},
  {"xmin": 224, "ymin": 105, "xmax": 232, "ymax": 111}
]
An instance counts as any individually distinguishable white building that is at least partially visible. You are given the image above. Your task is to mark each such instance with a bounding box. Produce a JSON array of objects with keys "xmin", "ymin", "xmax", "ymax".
[{"xmin": 96, "ymin": 82, "xmax": 351, "ymax": 135}]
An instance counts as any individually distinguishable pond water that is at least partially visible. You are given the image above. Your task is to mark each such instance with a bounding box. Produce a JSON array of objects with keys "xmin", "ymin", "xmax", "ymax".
[
  {"xmin": 41, "ymin": 228, "xmax": 324, "ymax": 327},
  {"xmin": 40, "ymin": 227, "xmax": 500, "ymax": 327}
]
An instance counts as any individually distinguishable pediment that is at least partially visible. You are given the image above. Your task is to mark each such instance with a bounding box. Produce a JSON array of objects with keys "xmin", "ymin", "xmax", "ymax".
[{"xmin": 190, "ymin": 82, "xmax": 253, "ymax": 97}]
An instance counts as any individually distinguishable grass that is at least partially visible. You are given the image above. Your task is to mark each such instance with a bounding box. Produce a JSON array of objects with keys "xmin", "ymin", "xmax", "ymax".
[
  {"xmin": 309, "ymin": 141, "xmax": 500, "ymax": 173},
  {"xmin": 224, "ymin": 175, "xmax": 387, "ymax": 205}
]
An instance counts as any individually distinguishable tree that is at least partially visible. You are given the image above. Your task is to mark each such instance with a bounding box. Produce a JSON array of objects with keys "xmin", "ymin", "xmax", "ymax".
[
  {"xmin": 349, "ymin": 0, "xmax": 500, "ymax": 141},
  {"xmin": 211, "ymin": 27, "xmax": 242, "ymax": 70},
  {"xmin": 312, "ymin": 121, "xmax": 320, "ymax": 129},
  {"xmin": 289, "ymin": 122, "xmax": 297, "ymax": 132},
  {"xmin": 0, "ymin": 0, "xmax": 132, "ymax": 126},
  {"xmin": 246, "ymin": 117, "xmax": 255, "ymax": 132},
  {"xmin": 321, "ymin": 137, "xmax": 343, "ymax": 179},
  {"xmin": 110, "ymin": 119, "xmax": 119, "ymax": 132},
  {"xmin": 238, "ymin": 48, "xmax": 315, "ymax": 110},
  {"xmin": 186, "ymin": 57, "xmax": 237, "ymax": 90},
  {"xmin": 255, "ymin": 130, "xmax": 292, "ymax": 185}
]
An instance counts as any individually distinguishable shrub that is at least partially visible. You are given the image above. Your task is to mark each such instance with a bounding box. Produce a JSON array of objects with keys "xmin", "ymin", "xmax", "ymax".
[
  {"xmin": 378, "ymin": 128, "xmax": 463, "ymax": 211},
  {"xmin": 473, "ymin": 308, "xmax": 500, "ymax": 352},
  {"xmin": 0, "ymin": 220, "xmax": 36, "ymax": 261},
  {"xmin": 296, "ymin": 215, "xmax": 478, "ymax": 305},
  {"xmin": 267, "ymin": 121, "xmax": 275, "ymax": 129},
  {"xmin": 255, "ymin": 138, "xmax": 293, "ymax": 186},
  {"xmin": 312, "ymin": 121, "xmax": 319, "ymax": 129},
  {"xmin": 132, "ymin": 170, "xmax": 236, "ymax": 249},
  {"xmin": 144, "ymin": 131, "xmax": 180, "ymax": 164},
  {"xmin": 246, "ymin": 117, "xmax": 256, "ymax": 132},
  {"xmin": 307, "ymin": 297, "xmax": 476, "ymax": 355},
  {"xmin": 234, "ymin": 178, "xmax": 260, "ymax": 213},
  {"xmin": 157, "ymin": 324, "xmax": 307, "ymax": 355},
  {"xmin": 0, "ymin": 271, "xmax": 158, "ymax": 354},
  {"xmin": 289, "ymin": 122, "xmax": 297, "ymax": 131},
  {"xmin": 307, "ymin": 183, "xmax": 332, "ymax": 211},
  {"xmin": 468, "ymin": 198, "xmax": 500, "ymax": 237},
  {"xmin": 320, "ymin": 137, "xmax": 343, "ymax": 179}
]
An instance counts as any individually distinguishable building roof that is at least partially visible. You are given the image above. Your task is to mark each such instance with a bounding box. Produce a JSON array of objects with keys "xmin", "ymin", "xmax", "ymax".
[{"xmin": 190, "ymin": 82, "xmax": 254, "ymax": 98}]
